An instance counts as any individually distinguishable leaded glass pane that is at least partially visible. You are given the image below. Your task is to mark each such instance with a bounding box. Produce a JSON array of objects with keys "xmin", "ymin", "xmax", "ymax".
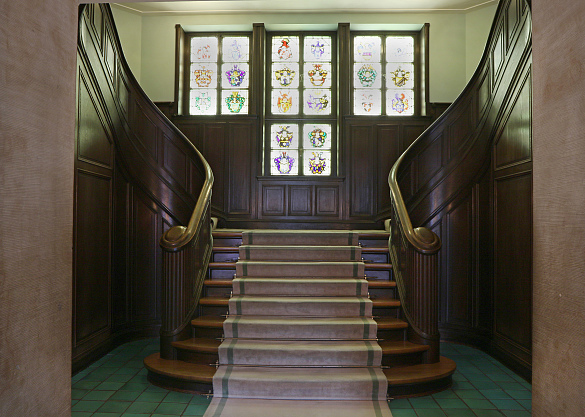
[
  {"xmin": 190, "ymin": 63, "xmax": 217, "ymax": 89},
  {"xmin": 190, "ymin": 37, "xmax": 218, "ymax": 62},
  {"xmin": 353, "ymin": 63, "xmax": 382, "ymax": 89},
  {"xmin": 303, "ymin": 63, "xmax": 332, "ymax": 89},
  {"xmin": 221, "ymin": 90, "xmax": 248, "ymax": 115},
  {"xmin": 221, "ymin": 37, "xmax": 249, "ymax": 62},
  {"xmin": 304, "ymin": 150, "xmax": 331, "ymax": 176},
  {"xmin": 303, "ymin": 36, "xmax": 332, "ymax": 62},
  {"xmin": 270, "ymin": 124, "xmax": 299, "ymax": 149},
  {"xmin": 386, "ymin": 36, "xmax": 414, "ymax": 62},
  {"xmin": 271, "ymin": 90, "xmax": 299, "ymax": 115},
  {"xmin": 190, "ymin": 90, "xmax": 217, "ymax": 115},
  {"xmin": 221, "ymin": 63, "xmax": 249, "ymax": 89},
  {"xmin": 271, "ymin": 150, "xmax": 299, "ymax": 175},
  {"xmin": 386, "ymin": 63, "xmax": 414, "ymax": 89},
  {"xmin": 302, "ymin": 124, "xmax": 332, "ymax": 150},
  {"xmin": 354, "ymin": 36, "xmax": 381, "ymax": 62},
  {"xmin": 304, "ymin": 89, "xmax": 331, "ymax": 115},
  {"xmin": 386, "ymin": 89, "xmax": 414, "ymax": 116},
  {"xmin": 271, "ymin": 63, "xmax": 300, "ymax": 89},
  {"xmin": 271, "ymin": 36, "xmax": 299, "ymax": 62},
  {"xmin": 354, "ymin": 89, "xmax": 381, "ymax": 115}
]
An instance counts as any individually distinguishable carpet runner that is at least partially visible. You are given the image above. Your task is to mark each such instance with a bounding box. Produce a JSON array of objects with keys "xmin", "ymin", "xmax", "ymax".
[{"xmin": 203, "ymin": 230, "xmax": 393, "ymax": 417}]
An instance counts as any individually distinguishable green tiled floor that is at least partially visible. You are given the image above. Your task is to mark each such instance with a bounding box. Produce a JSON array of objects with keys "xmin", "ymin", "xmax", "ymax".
[{"xmin": 71, "ymin": 339, "xmax": 531, "ymax": 417}]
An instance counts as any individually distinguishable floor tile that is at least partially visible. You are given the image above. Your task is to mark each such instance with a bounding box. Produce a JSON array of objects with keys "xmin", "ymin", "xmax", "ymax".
[
  {"xmin": 389, "ymin": 398, "xmax": 413, "ymax": 409},
  {"xmin": 390, "ymin": 410, "xmax": 418, "ymax": 417},
  {"xmin": 500, "ymin": 410, "xmax": 531, "ymax": 417},
  {"xmin": 489, "ymin": 399, "xmax": 524, "ymax": 410},
  {"xmin": 409, "ymin": 397, "xmax": 440, "ymax": 408},
  {"xmin": 415, "ymin": 409, "xmax": 447, "ymax": 417},
  {"xmin": 154, "ymin": 402, "xmax": 188, "ymax": 415},
  {"xmin": 96, "ymin": 400, "xmax": 132, "ymax": 413},
  {"xmin": 436, "ymin": 398, "xmax": 467, "ymax": 409},
  {"xmin": 442, "ymin": 410, "xmax": 476, "ymax": 417},
  {"xmin": 504, "ymin": 390, "xmax": 531, "ymax": 400}
]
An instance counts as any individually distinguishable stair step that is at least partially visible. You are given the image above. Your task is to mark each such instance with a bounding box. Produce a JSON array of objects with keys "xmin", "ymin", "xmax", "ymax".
[
  {"xmin": 217, "ymin": 339, "xmax": 382, "ymax": 367},
  {"xmin": 375, "ymin": 317, "xmax": 409, "ymax": 330},
  {"xmin": 367, "ymin": 280, "xmax": 397, "ymax": 288},
  {"xmin": 242, "ymin": 230, "xmax": 359, "ymax": 246},
  {"xmin": 232, "ymin": 278, "xmax": 368, "ymax": 296},
  {"xmin": 384, "ymin": 356, "xmax": 457, "ymax": 385},
  {"xmin": 144, "ymin": 353, "xmax": 215, "ymax": 383},
  {"xmin": 200, "ymin": 296, "xmax": 229, "ymax": 306},
  {"xmin": 172, "ymin": 337, "xmax": 221, "ymax": 353},
  {"xmin": 223, "ymin": 316, "xmax": 379, "ymax": 340},
  {"xmin": 199, "ymin": 296, "xmax": 399, "ymax": 309},
  {"xmin": 192, "ymin": 315, "xmax": 225, "ymax": 328},
  {"xmin": 379, "ymin": 341, "xmax": 430, "ymax": 355},
  {"xmin": 228, "ymin": 296, "xmax": 373, "ymax": 317},
  {"xmin": 204, "ymin": 279, "xmax": 234, "ymax": 287},
  {"xmin": 236, "ymin": 261, "xmax": 365, "ymax": 278},
  {"xmin": 239, "ymin": 245, "xmax": 362, "ymax": 262},
  {"xmin": 212, "ymin": 365, "xmax": 388, "ymax": 400}
]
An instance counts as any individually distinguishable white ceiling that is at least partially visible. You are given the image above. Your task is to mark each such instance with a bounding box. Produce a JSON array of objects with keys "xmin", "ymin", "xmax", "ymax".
[{"xmin": 116, "ymin": 0, "xmax": 497, "ymax": 14}]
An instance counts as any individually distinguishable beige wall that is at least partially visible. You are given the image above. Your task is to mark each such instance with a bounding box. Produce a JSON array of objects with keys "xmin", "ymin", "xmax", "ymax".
[
  {"xmin": 0, "ymin": 0, "xmax": 77, "ymax": 415},
  {"xmin": 465, "ymin": 3, "xmax": 498, "ymax": 79},
  {"xmin": 112, "ymin": 6, "xmax": 498, "ymax": 104},
  {"xmin": 532, "ymin": 0, "xmax": 585, "ymax": 415}
]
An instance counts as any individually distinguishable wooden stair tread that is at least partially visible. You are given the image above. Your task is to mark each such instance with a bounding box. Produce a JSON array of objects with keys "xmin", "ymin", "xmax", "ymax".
[
  {"xmin": 384, "ymin": 357, "xmax": 456, "ymax": 385},
  {"xmin": 378, "ymin": 341, "xmax": 430, "ymax": 355},
  {"xmin": 358, "ymin": 232, "xmax": 390, "ymax": 239},
  {"xmin": 374, "ymin": 317, "xmax": 408, "ymax": 329},
  {"xmin": 199, "ymin": 296, "xmax": 229, "ymax": 306},
  {"xmin": 371, "ymin": 298, "xmax": 400, "ymax": 307},
  {"xmin": 209, "ymin": 262, "xmax": 237, "ymax": 268},
  {"xmin": 361, "ymin": 247, "xmax": 389, "ymax": 253},
  {"xmin": 212, "ymin": 246, "xmax": 239, "ymax": 252},
  {"xmin": 364, "ymin": 263, "xmax": 392, "ymax": 270},
  {"xmin": 213, "ymin": 231, "xmax": 242, "ymax": 238},
  {"xmin": 192, "ymin": 316, "xmax": 225, "ymax": 328},
  {"xmin": 367, "ymin": 280, "xmax": 396, "ymax": 288},
  {"xmin": 144, "ymin": 353, "xmax": 215, "ymax": 383},
  {"xmin": 204, "ymin": 279, "xmax": 233, "ymax": 287},
  {"xmin": 172, "ymin": 338, "xmax": 221, "ymax": 353}
]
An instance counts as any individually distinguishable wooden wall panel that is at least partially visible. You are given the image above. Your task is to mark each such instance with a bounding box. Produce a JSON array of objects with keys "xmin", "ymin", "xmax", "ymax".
[
  {"xmin": 204, "ymin": 124, "xmax": 226, "ymax": 211},
  {"xmin": 289, "ymin": 186, "xmax": 312, "ymax": 216},
  {"xmin": 131, "ymin": 192, "xmax": 160, "ymax": 321},
  {"xmin": 228, "ymin": 123, "xmax": 255, "ymax": 215},
  {"xmin": 349, "ymin": 125, "xmax": 375, "ymax": 217},
  {"xmin": 417, "ymin": 135, "xmax": 443, "ymax": 187},
  {"xmin": 131, "ymin": 100, "xmax": 158, "ymax": 161},
  {"xmin": 163, "ymin": 135, "xmax": 188, "ymax": 188},
  {"xmin": 376, "ymin": 125, "xmax": 400, "ymax": 215},
  {"xmin": 74, "ymin": 170, "xmax": 111, "ymax": 343},
  {"xmin": 316, "ymin": 186, "xmax": 339, "ymax": 217},
  {"xmin": 262, "ymin": 185, "xmax": 285, "ymax": 216},
  {"xmin": 494, "ymin": 172, "xmax": 532, "ymax": 356},
  {"xmin": 403, "ymin": 124, "xmax": 427, "ymax": 150},
  {"xmin": 112, "ymin": 166, "xmax": 130, "ymax": 329}
]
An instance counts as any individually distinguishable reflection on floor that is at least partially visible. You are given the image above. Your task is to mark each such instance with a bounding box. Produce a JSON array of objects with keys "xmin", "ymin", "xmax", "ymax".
[{"xmin": 71, "ymin": 339, "xmax": 531, "ymax": 417}]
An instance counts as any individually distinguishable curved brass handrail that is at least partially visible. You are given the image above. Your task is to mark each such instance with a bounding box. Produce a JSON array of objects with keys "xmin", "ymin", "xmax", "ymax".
[{"xmin": 161, "ymin": 146, "xmax": 214, "ymax": 253}]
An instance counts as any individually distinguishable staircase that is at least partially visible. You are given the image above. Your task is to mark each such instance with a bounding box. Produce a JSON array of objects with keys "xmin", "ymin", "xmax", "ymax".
[{"xmin": 145, "ymin": 229, "xmax": 456, "ymax": 402}]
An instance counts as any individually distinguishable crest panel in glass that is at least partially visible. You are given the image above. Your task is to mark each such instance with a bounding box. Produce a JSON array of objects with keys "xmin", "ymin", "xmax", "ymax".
[
  {"xmin": 190, "ymin": 37, "xmax": 218, "ymax": 62},
  {"xmin": 353, "ymin": 63, "xmax": 382, "ymax": 89},
  {"xmin": 221, "ymin": 90, "xmax": 248, "ymax": 115},
  {"xmin": 271, "ymin": 63, "xmax": 299, "ymax": 89},
  {"xmin": 354, "ymin": 36, "xmax": 381, "ymax": 63},
  {"xmin": 303, "ymin": 36, "xmax": 332, "ymax": 62},
  {"xmin": 271, "ymin": 150, "xmax": 299, "ymax": 175},
  {"xmin": 386, "ymin": 89, "xmax": 414, "ymax": 116},
  {"xmin": 303, "ymin": 63, "xmax": 332, "ymax": 89},
  {"xmin": 302, "ymin": 124, "xmax": 332, "ymax": 150},
  {"xmin": 354, "ymin": 89, "xmax": 381, "ymax": 115},
  {"xmin": 304, "ymin": 89, "xmax": 331, "ymax": 115},
  {"xmin": 271, "ymin": 36, "xmax": 300, "ymax": 62},
  {"xmin": 386, "ymin": 63, "xmax": 414, "ymax": 89},
  {"xmin": 386, "ymin": 36, "xmax": 414, "ymax": 62},
  {"xmin": 190, "ymin": 64, "xmax": 217, "ymax": 89},
  {"xmin": 304, "ymin": 150, "xmax": 331, "ymax": 176},
  {"xmin": 190, "ymin": 90, "xmax": 217, "ymax": 115},
  {"xmin": 270, "ymin": 124, "xmax": 299, "ymax": 150},
  {"xmin": 221, "ymin": 63, "xmax": 249, "ymax": 89},
  {"xmin": 221, "ymin": 37, "xmax": 249, "ymax": 62},
  {"xmin": 271, "ymin": 90, "xmax": 300, "ymax": 115}
]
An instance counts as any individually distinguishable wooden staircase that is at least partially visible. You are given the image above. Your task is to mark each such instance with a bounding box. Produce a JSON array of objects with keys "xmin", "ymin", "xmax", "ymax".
[{"xmin": 145, "ymin": 229, "xmax": 455, "ymax": 398}]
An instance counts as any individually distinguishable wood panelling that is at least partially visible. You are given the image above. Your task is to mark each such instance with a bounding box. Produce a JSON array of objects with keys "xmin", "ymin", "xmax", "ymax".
[
  {"xmin": 74, "ymin": 170, "xmax": 111, "ymax": 343},
  {"xmin": 417, "ymin": 135, "xmax": 443, "ymax": 187},
  {"xmin": 228, "ymin": 123, "xmax": 255, "ymax": 215},
  {"xmin": 495, "ymin": 71, "xmax": 532, "ymax": 169},
  {"xmin": 349, "ymin": 125, "xmax": 375, "ymax": 217},
  {"xmin": 448, "ymin": 104, "xmax": 473, "ymax": 157},
  {"xmin": 262, "ymin": 185, "xmax": 285, "ymax": 216},
  {"xmin": 316, "ymin": 186, "xmax": 339, "ymax": 216},
  {"xmin": 204, "ymin": 124, "xmax": 226, "ymax": 210},
  {"xmin": 494, "ymin": 172, "xmax": 532, "ymax": 354},
  {"xmin": 403, "ymin": 124, "xmax": 427, "ymax": 150},
  {"xmin": 289, "ymin": 186, "xmax": 312, "ymax": 216},
  {"xmin": 131, "ymin": 100, "xmax": 158, "ymax": 160},
  {"xmin": 163, "ymin": 135, "xmax": 188, "ymax": 188},
  {"xmin": 376, "ymin": 125, "xmax": 400, "ymax": 214}
]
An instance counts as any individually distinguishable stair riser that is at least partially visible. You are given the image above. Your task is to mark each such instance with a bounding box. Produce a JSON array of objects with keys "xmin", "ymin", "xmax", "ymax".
[
  {"xmin": 218, "ymin": 349, "xmax": 382, "ymax": 367},
  {"xmin": 242, "ymin": 232, "xmax": 359, "ymax": 246},
  {"xmin": 209, "ymin": 268, "xmax": 236, "ymax": 280},
  {"xmin": 228, "ymin": 298, "xmax": 373, "ymax": 317},
  {"xmin": 236, "ymin": 262, "xmax": 365, "ymax": 278},
  {"xmin": 176, "ymin": 350, "xmax": 219, "ymax": 365},
  {"xmin": 239, "ymin": 247, "xmax": 362, "ymax": 262},
  {"xmin": 232, "ymin": 279, "xmax": 368, "ymax": 297},
  {"xmin": 212, "ymin": 367, "xmax": 388, "ymax": 401},
  {"xmin": 381, "ymin": 352, "xmax": 426, "ymax": 367},
  {"xmin": 223, "ymin": 321, "xmax": 378, "ymax": 340}
]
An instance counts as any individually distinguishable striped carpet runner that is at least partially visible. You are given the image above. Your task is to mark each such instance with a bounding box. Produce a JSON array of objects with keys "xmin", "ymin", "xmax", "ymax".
[{"xmin": 203, "ymin": 230, "xmax": 392, "ymax": 417}]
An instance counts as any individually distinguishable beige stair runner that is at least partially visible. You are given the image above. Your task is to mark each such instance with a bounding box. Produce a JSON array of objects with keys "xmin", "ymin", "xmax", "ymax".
[{"xmin": 203, "ymin": 230, "xmax": 393, "ymax": 417}]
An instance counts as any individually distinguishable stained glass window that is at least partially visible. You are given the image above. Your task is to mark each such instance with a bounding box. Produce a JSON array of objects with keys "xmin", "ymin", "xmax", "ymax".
[
  {"xmin": 267, "ymin": 33, "xmax": 335, "ymax": 176},
  {"xmin": 189, "ymin": 34, "xmax": 251, "ymax": 115},
  {"xmin": 352, "ymin": 34, "xmax": 416, "ymax": 117}
]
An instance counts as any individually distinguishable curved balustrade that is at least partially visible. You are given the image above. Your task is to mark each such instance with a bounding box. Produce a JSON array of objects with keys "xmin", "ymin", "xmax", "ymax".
[
  {"xmin": 76, "ymin": 5, "xmax": 214, "ymax": 365},
  {"xmin": 388, "ymin": 0, "xmax": 532, "ymax": 366}
]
